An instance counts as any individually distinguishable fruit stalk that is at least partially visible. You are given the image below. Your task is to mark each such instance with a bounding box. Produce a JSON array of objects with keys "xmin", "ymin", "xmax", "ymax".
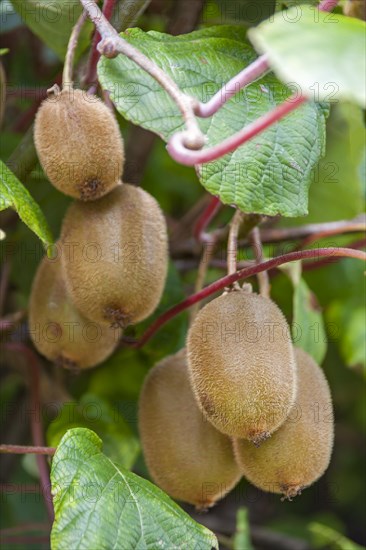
[
  {"xmin": 134, "ymin": 246, "xmax": 366, "ymax": 347},
  {"xmin": 227, "ymin": 210, "xmax": 244, "ymax": 279},
  {"xmin": 62, "ymin": 10, "xmax": 87, "ymax": 87},
  {"xmin": 250, "ymin": 226, "xmax": 271, "ymax": 298}
]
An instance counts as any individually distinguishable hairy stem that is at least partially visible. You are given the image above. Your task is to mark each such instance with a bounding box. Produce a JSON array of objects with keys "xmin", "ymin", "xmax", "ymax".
[
  {"xmin": 85, "ymin": 0, "xmax": 117, "ymax": 86},
  {"xmin": 189, "ymin": 242, "xmax": 216, "ymax": 323},
  {"xmin": 196, "ymin": 55, "xmax": 269, "ymax": 118},
  {"xmin": 252, "ymin": 215, "xmax": 366, "ymax": 244},
  {"xmin": 318, "ymin": 0, "xmax": 339, "ymax": 10},
  {"xmin": 250, "ymin": 226, "xmax": 271, "ymax": 298},
  {"xmin": 167, "ymin": 95, "xmax": 307, "ymax": 165},
  {"xmin": 193, "ymin": 196, "xmax": 222, "ymax": 243},
  {"xmin": 227, "ymin": 210, "xmax": 244, "ymax": 284},
  {"xmin": 133, "ymin": 247, "xmax": 365, "ymax": 347},
  {"xmin": 79, "ymin": 0, "xmax": 204, "ymax": 149},
  {"xmin": 62, "ymin": 11, "xmax": 87, "ymax": 87}
]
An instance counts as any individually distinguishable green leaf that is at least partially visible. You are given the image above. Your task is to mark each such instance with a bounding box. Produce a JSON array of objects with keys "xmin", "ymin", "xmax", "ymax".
[
  {"xmin": 11, "ymin": 0, "xmax": 92, "ymax": 60},
  {"xmin": 309, "ymin": 522, "xmax": 364, "ymax": 550},
  {"xmin": 282, "ymin": 261, "xmax": 327, "ymax": 363},
  {"xmin": 326, "ymin": 299, "xmax": 366, "ymax": 374},
  {"xmin": 98, "ymin": 26, "xmax": 328, "ymax": 217},
  {"xmin": 0, "ymin": 48, "xmax": 9, "ymax": 56},
  {"xmin": 47, "ymin": 394, "xmax": 140, "ymax": 470},
  {"xmin": 249, "ymin": 6, "xmax": 366, "ymax": 107},
  {"xmin": 233, "ymin": 508, "xmax": 254, "ymax": 550},
  {"xmin": 0, "ymin": 160, "xmax": 53, "ymax": 249},
  {"xmin": 51, "ymin": 428, "xmax": 218, "ymax": 550}
]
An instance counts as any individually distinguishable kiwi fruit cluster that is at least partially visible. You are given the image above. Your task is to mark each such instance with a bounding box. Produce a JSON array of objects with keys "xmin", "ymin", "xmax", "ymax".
[
  {"xmin": 30, "ymin": 86, "xmax": 168, "ymax": 369},
  {"xmin": 139, "ymin": 286, "xmax": 334, "ymax": 505},
  {"xmin": 139, "ymin": 349, "xmax": 241, "ymax": 509}
]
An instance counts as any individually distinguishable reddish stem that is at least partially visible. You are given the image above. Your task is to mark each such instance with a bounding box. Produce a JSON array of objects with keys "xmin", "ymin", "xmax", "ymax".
[
  {"xmin": 196, "ymin": 55, "xmax": 269, "ymax": 118},
  {"xmin": 4, "ymin": 343, "xmax": 54, "ymax": 523},
  {"xmin": 296, "ymin": 223, "xmax": 365, "ymax": 250},
  {"xmin": 85, "ymin": 0, "xmax": 117, "ymax": 86},
  {"xmin": 0, "ymin": 536, "xmax": 50, "ymax": 545},
  {"xmin": 167, "ymin": 95, "xmax": 306, "ymax": 165},
  {"xmin": 134, "ymin": 247, "xmax": 365, "ymax": 347},
  {"xmin": 0, "ymin": 523, "xmax": 49, "ymax": 535},
  {"xmin": 193, "ymin": 196, "xmax": 222, "ymax": 243},
  {"xmin": 0, "ymin": 444, "xmax": 55, "ymax": 455},
  {"xmin": 318, "ymin": 0, "xmax": 339, "ymax": 10}
]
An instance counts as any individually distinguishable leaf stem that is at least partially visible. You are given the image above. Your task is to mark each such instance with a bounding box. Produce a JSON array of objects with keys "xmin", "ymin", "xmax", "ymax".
[
  {"xmin": 196, "ymin": 55, "xmax": 269, "ymax": 118},
  {"xmin": 167, "ymin": 95, "xmax": 307, "ymax": 165},
  {"xmin": 79, "ymin": 0, "xmax": 205, "ymax": 149},
  {"xmin": 133, "ymin": 247, "xmax": 365, "ymax": 347},
  {"xmin": 62, "ymin": 11, "xmax": 87, "ymax": 88}
]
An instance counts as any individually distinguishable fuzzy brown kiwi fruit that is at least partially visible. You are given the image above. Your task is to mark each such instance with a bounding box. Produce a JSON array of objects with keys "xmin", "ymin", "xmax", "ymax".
[
  {"xmin": 29, "ymin": 250, "xmax": 121, "ymax": 370},
  {"xmin": 186, "ymin": 288, "xmax": 297, "ymax": 443},
  {"xmin": 344, "ymin": 0, "xmax": 365, "ymax": 20},
  {"xmin": 60, "ymin": 184, "xmax": 168, "ymax": 328},
  {"xmin": 233, "ymin": 347, "xmax": 334, "ymax": 500},
  {"xmin": 34, "ymin": 87, "xmax": 124, "ymax": 200},
  {"xmin": 139, "ymin": 349, "xmax": 241, "ymax": 509}
]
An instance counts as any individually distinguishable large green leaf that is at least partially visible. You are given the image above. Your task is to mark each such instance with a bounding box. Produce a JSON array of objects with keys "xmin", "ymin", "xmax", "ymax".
[
  {"xmin": 0, "ymin": 160, "xmax": 53, "ymax": 249},
  {"xmin": 98, "ymin": 26, "xmax": 328, "ymax": 217},
  {"xmin": 47, "ymin": 394, "xmax": 140, "ymax": 470},
  {"xmin": 11, "ymin": 0, "xmax": 92, "ymax": 60},
  {"xmin": 249, "ymin": 6, "xmax": 366, "ymax": 107},
  {"xmin": 51, "ymin": 428, "xmax": 218, "ymax": 550}
]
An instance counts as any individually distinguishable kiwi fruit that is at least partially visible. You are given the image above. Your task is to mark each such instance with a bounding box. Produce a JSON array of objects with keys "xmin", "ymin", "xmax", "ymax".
[
  {"xmin": 29, "ymin": 251, "xmax": 121, "ymax": 370},
  {"xmin": 233, "ymin": 348, "xmax": 334, "ymax": 499},
  {"xmin": 139, "ymin": 349, "xmax": 241, "ymax": 509},
  {"xmin": 344, "ymin": 0, "xmax": 365, "ymax": 20},
  {"xmin": 60, "ymin": 184, "xmax": 168, "ymax": 328},
  {"xmin": 186, "ymin": 288, "xmax": 297, "ymax": 443},
  {"xmin": 34, "ymin": 87, "xmax": 124, "ymax": 200}
]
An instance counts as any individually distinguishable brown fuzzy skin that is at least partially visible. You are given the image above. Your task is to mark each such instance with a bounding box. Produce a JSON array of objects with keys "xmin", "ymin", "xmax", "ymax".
[
  {"xmin": 29, "ymin": 252, "xmax": 121, "ymax": 369},
  {"xmin": 186, "ymin": 289, "xmax": 297, "ymax": 442},
  {"xmin": 34, "ymin": 88, "xmax": 124, "ymax": 200},
  {"xmin": 233, "ymin": 348, "xmax": 334, "ymax": 499},
  {"xmin": 60, "ymin": 184, "xmax": 168, "ymax": 327},
  {"xmin": 344, "ymin": 1, "xmax": 365, "ymax": 20},
  {"xmin": 139, "ymin": 349, "xmax": 241, "ymax": 509}
]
